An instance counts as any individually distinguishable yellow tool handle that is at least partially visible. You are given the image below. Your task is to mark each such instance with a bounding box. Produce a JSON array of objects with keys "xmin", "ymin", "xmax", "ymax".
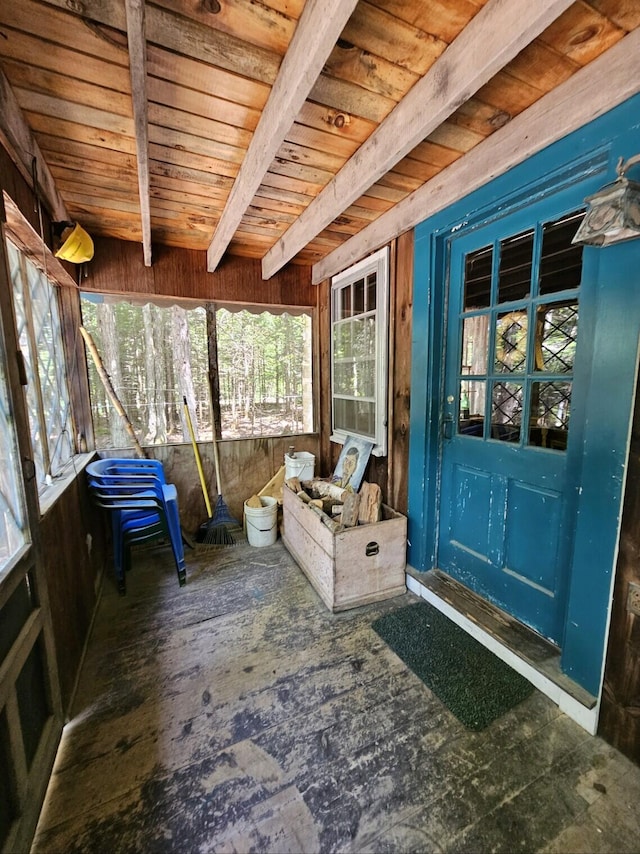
[{"xmin": 184, "ymin": 397, "xmax": 212, "ymax": 517}]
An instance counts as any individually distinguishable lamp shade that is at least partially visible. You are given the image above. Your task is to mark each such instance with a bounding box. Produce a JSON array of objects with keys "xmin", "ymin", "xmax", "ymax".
[{"xmin": 572, "ymin": 155, "xmax": 640, "ymax": 247}]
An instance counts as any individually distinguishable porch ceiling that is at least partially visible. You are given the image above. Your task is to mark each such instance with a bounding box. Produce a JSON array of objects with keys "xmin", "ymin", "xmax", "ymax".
[{"xmin": 0, "ymin": 1, "xmax": 638, "ymax": 282}]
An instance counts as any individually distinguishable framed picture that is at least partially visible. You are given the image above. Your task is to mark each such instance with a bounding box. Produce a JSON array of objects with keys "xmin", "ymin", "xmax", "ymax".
[{"xmin": 331, "ymin": 435, "xmax": 374, "ymax": 492}]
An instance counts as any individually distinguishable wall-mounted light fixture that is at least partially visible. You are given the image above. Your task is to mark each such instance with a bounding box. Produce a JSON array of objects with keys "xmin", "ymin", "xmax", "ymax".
[{"xmin": 572, "ymin": 154, "xmax": 640, "ymax": 247}]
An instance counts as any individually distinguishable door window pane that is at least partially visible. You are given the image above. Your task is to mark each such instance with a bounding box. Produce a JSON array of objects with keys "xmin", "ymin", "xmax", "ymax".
[
  {"xmin": 495, "ymin": 310, "xmax": 528, "ymax": 374},
  {"xmin": 528, "ymin": 381, "xmax": 571, "ymax": 450},
  {"xmin": 461, "ymin": 315, "xmax": 489, "ymax": 375},
  {"xmin": 539, "ymin": 212, "xmax": 584, "ymax": 295},
  {"xmin": 536, "ymin": 302, "xmax": 578, "ymax": 373},
  {"xmin": 464, "ymin": 245, "xmax": 493, "ymax": 309},
  {"xmin": 491, "ymin": 382, "xmax": 523, "ymax": 442},
  {"xmin": 458, "ymin": 379, "xmax": 486, "ymax": 438},
  {"xmin": 498, "ymin": 229, "xmax": 533, "ymax": 303}
]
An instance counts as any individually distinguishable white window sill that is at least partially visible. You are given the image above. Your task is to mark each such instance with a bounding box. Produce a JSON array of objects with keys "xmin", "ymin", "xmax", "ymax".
[{"xmin": 39, "ymin": 452, "xmax": 96, "ymax": 517}]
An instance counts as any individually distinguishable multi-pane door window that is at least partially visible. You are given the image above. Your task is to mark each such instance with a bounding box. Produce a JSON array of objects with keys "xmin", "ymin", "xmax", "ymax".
[
  {"xmin": 8, "ymin": 240, "xmax": 74, "ymax": 490},
  {"xmin": 331, "ymin": 247, "xmax": 389, "ymax": 456},
  {"xmin": 458, "ymin": 211, "xmax": 583, "ymax": 451}
]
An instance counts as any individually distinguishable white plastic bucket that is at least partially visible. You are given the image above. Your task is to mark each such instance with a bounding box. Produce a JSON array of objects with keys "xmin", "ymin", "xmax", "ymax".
[
  {"xmin": 284, "ymin": 451, "xmax": 315, "ymax": 482},
  {"xmin": 244, "ymin": 495, "xmax": 278, "ymax": 547}
]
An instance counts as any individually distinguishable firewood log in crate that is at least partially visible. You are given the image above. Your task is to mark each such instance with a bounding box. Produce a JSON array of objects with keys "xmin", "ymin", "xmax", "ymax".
[{"xmin": 282, "ymin": 483, "xmax": 406, "ymax": 612}]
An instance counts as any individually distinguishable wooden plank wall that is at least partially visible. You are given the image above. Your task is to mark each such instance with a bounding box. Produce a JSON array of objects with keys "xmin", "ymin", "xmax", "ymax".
[
  {"xmin": 0, "ymin": 152, "xmax": 105, "ymax": 716},
  {"xmin": 599, "ymin": 370, "xmax": 640, "ymax": 765},
  {"xmin": 39, "ymin": 479, "xmax": 108, "ymax": 711},
  {"xmin": 83, "ymin": 236, "xmax": 316, "ymax": 306}
]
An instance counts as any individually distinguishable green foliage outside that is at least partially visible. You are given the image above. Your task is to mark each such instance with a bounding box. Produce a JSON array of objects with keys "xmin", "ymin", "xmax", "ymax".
[{"xmin": 80, "ymin": 297, "xmax": 312, "ymax": 450}]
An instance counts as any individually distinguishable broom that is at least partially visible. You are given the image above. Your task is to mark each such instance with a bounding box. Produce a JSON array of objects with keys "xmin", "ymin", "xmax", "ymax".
[{"xmin": 183, "ymin": 398, "xmax": 240, "ymax": 546}]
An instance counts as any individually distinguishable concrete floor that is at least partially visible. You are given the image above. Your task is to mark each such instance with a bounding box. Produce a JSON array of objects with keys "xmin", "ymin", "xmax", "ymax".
[{"xmin": 32, "ymin": 536, "xmax": 640, "ymax": 853}]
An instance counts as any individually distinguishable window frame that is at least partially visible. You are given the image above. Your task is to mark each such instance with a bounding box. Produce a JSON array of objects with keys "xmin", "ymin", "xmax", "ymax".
[
  {"xmin": 80, "ymin": 295, "xmax": 316, "ymax": 448},
  {"xmin": 7, "ymin": 238, "xmax": 76, "ymax": 494},
  {"xmin": 330, "ymin": 246, "xmax": 389, "ymax": 457}
]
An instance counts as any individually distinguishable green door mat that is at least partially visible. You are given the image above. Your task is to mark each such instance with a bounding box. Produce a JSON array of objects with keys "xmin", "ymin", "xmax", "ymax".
[{"xmin": 372, "ymin": 601, "xmax": 535, "ymax": 731}]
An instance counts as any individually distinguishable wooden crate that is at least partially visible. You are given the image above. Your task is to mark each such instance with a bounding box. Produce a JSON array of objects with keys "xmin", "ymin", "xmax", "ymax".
[{"xmin": 282, "ymin": 484, "xmax": 407, "ymax": 612}]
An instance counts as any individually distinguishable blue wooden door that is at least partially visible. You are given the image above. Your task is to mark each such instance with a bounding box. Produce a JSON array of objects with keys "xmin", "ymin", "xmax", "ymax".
[{"xmin": 437, "ymin": 202, "xmax": 588, "ymax": 643}]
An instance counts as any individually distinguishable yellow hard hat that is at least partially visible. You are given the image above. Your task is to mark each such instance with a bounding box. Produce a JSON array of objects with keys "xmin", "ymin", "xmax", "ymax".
[{"xmin": 55, "ymin": 222, "xmax": 94, "ymax": 263}]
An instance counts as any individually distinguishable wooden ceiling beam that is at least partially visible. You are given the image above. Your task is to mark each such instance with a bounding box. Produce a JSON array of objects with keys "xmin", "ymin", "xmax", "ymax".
[
  {"xmin": 125, "ymin": 0, "xmax": 152, "ymax": 266},
  {"xmin": 0, "ymin": 68, "xmax": 67, "ymax": 221},
  {"xmin": 205, "ymin": 0, "xmax": 359, "ymax": 273},
  {"xmin": 261, "ymin": 0, "xmax": 576, "ymax": 279},
  {"xmin": 312, "ymin": 28, "xmax": 640, "ymax": 285}
]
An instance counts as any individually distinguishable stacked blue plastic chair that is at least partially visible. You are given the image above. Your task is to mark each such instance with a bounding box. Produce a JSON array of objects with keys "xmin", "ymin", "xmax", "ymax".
[{"xmin": 86, "ymin": 458, "xmax": 186, "ymax": 594}]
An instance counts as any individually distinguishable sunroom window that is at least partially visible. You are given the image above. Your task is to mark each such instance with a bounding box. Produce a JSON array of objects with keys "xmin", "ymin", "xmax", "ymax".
[
  {"xmin": 331, "ymin": 247, "xmax": 389, "ymax": 456},
  {"xmin": 80, "ymin": 296, "xmax": 314, "ymax": 447},
  {"xmin": 0, "ymin": 322, "xmax": 28, "ymax": 574},
  {"xmin": 8, "ymin": 240, "xmax": 74, "ymax": 491}
]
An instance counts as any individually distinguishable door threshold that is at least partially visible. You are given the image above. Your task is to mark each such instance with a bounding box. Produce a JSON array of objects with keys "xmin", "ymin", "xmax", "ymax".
[{"xmin": 406, "ymin": 567, "xmax": 600, "ymax": 734}]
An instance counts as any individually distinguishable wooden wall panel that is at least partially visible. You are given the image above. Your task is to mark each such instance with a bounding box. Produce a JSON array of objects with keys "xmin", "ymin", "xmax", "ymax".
[
  {"xmin": 39, "ymin": 478, "xmax": 107, "ymax": 713},
  {"xmin": 390, "ymin": 229, "xmax": 413, "ymax": 514},
  {"xmin": 317, "ymin": 277, "xmax": 332, "ymax": 478},
  {"xmin": 1, "ymin": 147, "xmax": 104, "ymax": 717},
  {"xmin": 84, "ymin": 237, "xmax": 316, "ymax": 307},
  {"xmin": 599, "ymin": 370, "xmax": 640, "ymax": 765},
  {"xmin": 143, "ymin": 435, "xmax": 320, "ymax": 532}
]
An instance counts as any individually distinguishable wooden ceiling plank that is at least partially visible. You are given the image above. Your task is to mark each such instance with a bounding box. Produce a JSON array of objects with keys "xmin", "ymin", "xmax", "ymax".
[
  {"xmin": 38, "ymin": 135, "xmax": 138, "ymax": 172},
  {"xmin": 262, "ymin": 0, "xmax": 576, "ymax": 279},
  {"xmin": 205, "ymin": 0, "xmax": 359, "ymax": 273},
  {"xmin": 312, "ymin": 27, "xmax": 640, "ymax": 285},
  {"xmin": 285, "ymin": 123, "xmax": 360, "ymax": 160},
  {"xmin": 14, "ymin": 88, "xmax": 134, "ymax": 137},
  {"xmin": 152, "ymin": 0, "xmax": 297, "ymax": 56},
  {"xmin": 146, "ymin": 48, "xmax": 270, "ymax": 111},
  {"xmin": 294, "ymin": 102, "xmax": 376, "ymax": 144},
  {"xmin": 588, "ymin": 0, "xmax": 640, "ymax": 31},
  {"xmin": 276, "ymin": 141, "xmax": 344, "ymax": 174},
  {"xmin": 261, "ymin": 160, "xmax": 333, "ymax": 193},
  {"xmin": 365, "ymin": 0, "xmax": 486, "ymax": 44},
  {"xmin": 63, "ymin": 192, "xmax": 141, "ymax": 215},
  {"xmin": 149, "ymin": 161, "xmax": 234, "ymax": 192},
  {"xmin": 151, "ymin": 181, "xmax": 228, "ymax": 206},
  {"xmin": 148, "ymin": 143, "xmax": 239, "ymax": 180},
  {"xmin": 148, "ymin": 124, "xmax": 246, "ymax": 165},
  {"xmin": 0, "ymin": 1, "xmax": 128, "ymax": 66},
  {"xmin": 148, "ymin": 96, "xmax": 259, "ymax": 143},
  {"xmin": 1, "ymin": 59, "xmax": 133, "ymax": 118},
  {"xmin": 341, "ymin": 2, "xmax": 447, "ymax": 76},
  {"xmin": 0, "ymin": 29, "xmax": 131, "ymax": 94},
  {"xmin": 539, "ymin": 1, "xmax": 626, "ymax": 65},
  {"xmin": 322, "ymin": 42, "xmax": 418, "ymax": 103},
  {"xmin": 54, "ymin": 171, "xmax": 138, "ymax": 196},
  {"xmin": 0, "ymin": 68, "xmax": 67, "ymax": 220},
  {"xmin": 40, "ymin": 0, "xmax": 281, "ymax": 85},
  {"xmin": 26, "ymin": 113, "xmax": 137, "ymax": 156}
]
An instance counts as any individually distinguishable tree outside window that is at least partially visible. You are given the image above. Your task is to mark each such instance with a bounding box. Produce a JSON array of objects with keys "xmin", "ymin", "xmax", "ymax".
[{"xmin": 80, "ymin": 297, "xmax": 314, "ymax": 448}]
